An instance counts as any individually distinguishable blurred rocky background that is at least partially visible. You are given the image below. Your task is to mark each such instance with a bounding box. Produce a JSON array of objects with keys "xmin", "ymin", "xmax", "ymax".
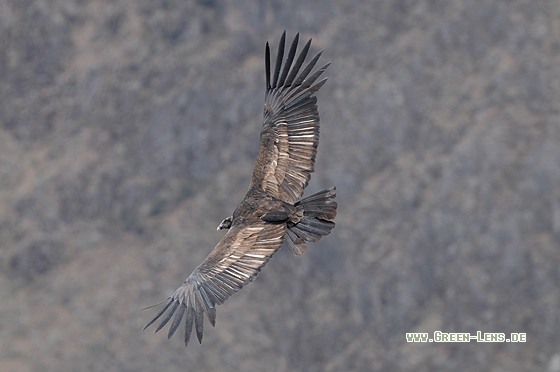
[{"xmin": 1, "ymin": 0, "xmax": 559, "ymax": 371}]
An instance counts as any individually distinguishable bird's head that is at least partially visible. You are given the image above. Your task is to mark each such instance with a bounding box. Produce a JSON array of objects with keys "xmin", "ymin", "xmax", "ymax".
[{"xmin": 217, "ymin": 216, "xmax": 233, "ymax": 231}]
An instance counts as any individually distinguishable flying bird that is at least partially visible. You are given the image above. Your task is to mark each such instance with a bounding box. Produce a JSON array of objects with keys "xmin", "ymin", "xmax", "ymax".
[{"xmin": 143, "ymin": 31, "xmax": 337, "ymax": 347}]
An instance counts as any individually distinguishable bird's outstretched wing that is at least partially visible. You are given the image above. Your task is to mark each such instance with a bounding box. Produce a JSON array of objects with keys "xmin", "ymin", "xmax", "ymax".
[
  {"xmin": 143, "ymin": 221, "xmax": 285, "ymax": 346},
  {"xmin": 251, "ymin": 31, "xmax": 330, "ymax": 204}
]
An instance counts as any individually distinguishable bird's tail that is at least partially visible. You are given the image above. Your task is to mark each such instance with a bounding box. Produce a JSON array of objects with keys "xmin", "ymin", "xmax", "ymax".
[{"xmin": 285, "ymin": 187, "xmax": 337, "ymax": 256}]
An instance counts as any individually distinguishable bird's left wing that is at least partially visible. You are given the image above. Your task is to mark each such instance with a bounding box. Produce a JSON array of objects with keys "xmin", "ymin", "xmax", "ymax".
[
  {"xmin": 143, "ymin": 221, "xmax": 285, "ymax": 346},
  {"xmin": 251, "ymin": 32, "xmax": 330, "ymax": 204}
]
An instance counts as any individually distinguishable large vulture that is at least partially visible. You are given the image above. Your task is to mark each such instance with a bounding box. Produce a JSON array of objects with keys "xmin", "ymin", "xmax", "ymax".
[{"xmin": 143, "ymin": 31, "xmax": 337, "ymax": 347}]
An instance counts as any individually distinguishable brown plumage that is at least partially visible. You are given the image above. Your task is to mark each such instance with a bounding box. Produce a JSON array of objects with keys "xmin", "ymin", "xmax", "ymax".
[{"xmin": 143, "ymin": 31, "xmax": 337, "ymax": 347}]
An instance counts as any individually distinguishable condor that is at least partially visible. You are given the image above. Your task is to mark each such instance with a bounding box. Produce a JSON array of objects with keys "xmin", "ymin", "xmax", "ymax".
[{"xmin": 143, "ymin": 31, "xmax": 337, "ymax": 347}]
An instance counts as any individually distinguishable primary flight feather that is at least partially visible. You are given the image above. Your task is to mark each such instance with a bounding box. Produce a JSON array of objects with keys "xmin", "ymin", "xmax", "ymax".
[{"xmin": 143, "ymin": 31, "xmax": 337, "ymax": 347}]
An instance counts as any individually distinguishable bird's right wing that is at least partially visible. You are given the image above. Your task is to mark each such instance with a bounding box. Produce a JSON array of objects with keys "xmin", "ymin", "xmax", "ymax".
[{"xmin": 142, "ymin": 221, "xmax": 286, "ymax": 346}]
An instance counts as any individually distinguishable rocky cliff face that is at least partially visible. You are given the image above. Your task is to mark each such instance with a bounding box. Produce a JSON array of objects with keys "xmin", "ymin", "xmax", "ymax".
[{"xmin": 1, "ymin": 0, "xmax": 559, "ymax": 371}]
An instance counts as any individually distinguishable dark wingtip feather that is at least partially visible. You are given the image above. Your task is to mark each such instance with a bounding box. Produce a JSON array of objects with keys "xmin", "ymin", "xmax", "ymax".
[
  {"xmin": 320, "ymin": 61, "xmax": 332, "ymax": 71},
  {"xmin": 293, "ymin": 49, "xmax": 323, "ymax": 86},
  {"xmin": 285, "ymin": 61, "xmax": 330, "ymax": 103},
  {"xmin": 185, "ymin": 305, "xmax": 194, "ymax": 347},
  {"xmin": 194, "ymin": 299, "xmax": 204, "ymax": 344},
  {"xmin": 309, "ymin": 77, "xmax": 329, "ymax": 95},
  {"xmin": 167, "ymin": 303, "xmax": 186, "ymax": 339},
  {"xmin": 271, "ymin": 31, "xmax": 286, "ymax": 89},
  {"xmin": 277, "ymin": 32, "xmax": 299, "ymax": 88},
  {"xmin": 305, "ymin": 62, "xmax": 330, "ymax": 88},
  {"xmin": 265, "ymin": 42, "xmax": 271, "ymax": 90},
  {"xmin": 285, "ymin": 38, "xmax": 312, "ymax": 88},
  {"xmin": 153, "ymin": 301, "xmax": 179, "ymax": 334},
  {"xmin": 142, "ymin": 299, "xmax": 173, "ymax": 331}
]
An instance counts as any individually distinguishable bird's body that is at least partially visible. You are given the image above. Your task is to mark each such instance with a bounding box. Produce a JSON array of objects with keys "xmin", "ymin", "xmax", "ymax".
[
  {"xmin": 143, "ymin": 31, "xmax": 337, "ymax": 347},
  {"xmin": 232, "ymin": 187, "xmax": 289, "ymax": 225}
]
